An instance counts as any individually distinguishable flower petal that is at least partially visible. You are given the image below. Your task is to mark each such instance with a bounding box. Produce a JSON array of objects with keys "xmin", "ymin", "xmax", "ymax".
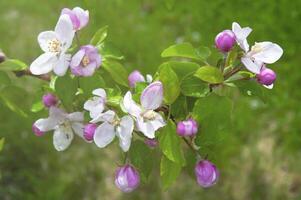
[
  {"xmin": 252, "ymin": 42, "xmax": 283, "ymax": 64},
  {"xmin": 71, "ymin": 122, "xmax": 84, "ymax": 138},
  {"xmin": 150, "ymin": 114, "xmax": 166, "ymax": 131},
  {"xmin": 55, "ymin": 14, "xmax": 74, "ymax": 49},
  {"xmin": 53, "ymin": 125, "xmax": 74, "ymax": 151},
  {"xmin": 34, "ymin": 107, "xmax": 66, "ymax": 132},
  {"xmin": 241, "ymin": 57, "xmax": 261, "ymax": 74},
  {"xmin": 70, "ymin": 49, "xmax": 85, "ymax": 68},
  {"xmin": 93, "ymin": 122, "xmax": 115, "ymax": 148},
  {"xmin": 92, "ymin": 88, "xmax": 106, "ymax": 99},
  {"xmin": 73, "ymin": 7, "xmax": 89, "ymax": 29},
  {"xmin": 116, "ymin": 116, "xmax": 134, "ymax": 152},
  {"xmin": 232, "ymin": 22, "xmax": 252, "ymax": 52},
  {"xmin": 38, "ymin": 31, "xmax": 58, "ymax": 52},
  {"xmin": 263, "ymin": 83, "xmax": 274, "ymax": 89},
  {"xmin": 140, "ymin": 81, "xmax": 163, "ymax": 110},
  {"xmin": 90, "ymin": 110, "xmax": 115, "ymax": 123},
  {"xmin": 84, "ymin": 97, "xmax": 105, "ymax": 119},
  {"xmin": 122, "ymin": 91, "xmax": 142, "ymax": 118},
  {"xmin": 136, "ymin": 117, "xmax": 155, "ymax": 139},
  {"xmin": 53, "ymin": 54, "xmax": 71, "ymax": 76},
  {"xmin": 30, "ymin": 53, "xmax": 56, "ymax": 75},
  {"xmin": 67, "ymin": 111, "xmax": 84, "ymax": 122}
]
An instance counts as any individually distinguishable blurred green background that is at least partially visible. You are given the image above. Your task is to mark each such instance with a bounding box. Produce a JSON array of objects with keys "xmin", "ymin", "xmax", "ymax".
[{"xmin": 1, "ymin": 0, "xmax": 301, "ymax": 199}]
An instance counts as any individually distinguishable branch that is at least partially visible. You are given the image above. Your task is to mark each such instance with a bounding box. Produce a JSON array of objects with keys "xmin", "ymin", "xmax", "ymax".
[{"xmin": 14, "ymin": 69, "xmax": 51, "ymax": 81}]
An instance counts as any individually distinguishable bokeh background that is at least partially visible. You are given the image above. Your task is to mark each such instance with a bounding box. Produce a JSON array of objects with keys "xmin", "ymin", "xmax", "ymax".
[{"xmin": 1, "ymin": 0, "xmax": 301, "ymax": 199}]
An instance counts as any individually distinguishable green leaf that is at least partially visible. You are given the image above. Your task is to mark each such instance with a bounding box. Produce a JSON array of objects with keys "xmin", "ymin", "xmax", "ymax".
[
  {"xmin": 79, "ymin": 74, "xmax": 106, "ymax": 96},
  {"xmin": 192, "ymin": 94, "xmax": 232, "ymax": 148},
  {"xmin": 194, "ymin": 66, "xmax": 224, "ymax": 84},
  {"xmin": 0, "ymin": 71, "xmax": 11, "ymax": 87},
  {"xmin": 106, "ymin": 88, "xmax": 122, "ymax": 107},
  {"xmin": 98, "ymin": 42, "xmax": 124, "ymax": 60},
  {"xmin": 161, "ymin": 43, "xmax": 202, "ymax": 60},
  {"xmin": 0, "ymin": 86, "xmax": 29, "ymax": 117},
  {"xmin": 181, "ymin": 75, "xmax": 209, "ymax": 98},
  {"xmin": 55, "ymin": 75, "xmax": 78, "ymax": 110},
  {"xmin": 0, "ymin": 138, "xmax": 5, "ymax": 152},
  {"xmin": 129, "ymin": 140, "xmax": 154, "ymax": 183},
  {"xmin": 102, "ymin": 60, "xmax": 128, "ymax": 87},
  {"xmin": 158, "ymin": 120, "xmax": 186, "ymax": 166},
  {"xmin": 160, "ymin": 155, "xmax": 182, "ymax": 190},
  {"xmin": 196, "ymin": 46, "xmax": 211, "ymax": 60},
  {"xmin": 158, "ymin": 61, "xmax": 200, "ymax": 81},
  {"xmin": 31, "ymin": 101, "xmax": 44, "ymax": 113},
  {"xmin": 158, "ymin": 63, "xmax": 180, "ymax": 104},
  {"xmin": 236, "ymin": 80, "xmax": 266, "ymax": 102},
  {"xmin": 170, "ymin": 95, "xmax": 188, "ymax": 120},
  {"xmin": 0, "ymin": 59, "xmax": 27, "ymax": 71},
  {"xmin": 90, "ymin": 25, "xmax": 108, "ymax": 46}
]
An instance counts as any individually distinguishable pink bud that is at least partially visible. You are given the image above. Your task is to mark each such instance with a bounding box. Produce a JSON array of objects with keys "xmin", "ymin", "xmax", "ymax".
[
  {"xmin": 61, "ymin": 7, "xmax": 89, "ymax": 31},
  {"xmin": 32, "ymin": 123, "xmax": 44, "ymax": 137},
  {"xmin": 195, "ymin": 160, "xmax": 219, "ymax": 188},
  {"xmin": 215, "ymin": 30, "xmax": 236, "ymax": 52},
  {"xmin": 177, "ymin": 119, "xmax": 198, "ymax": 137},
  {"xmin": 83, "ymin": 123, "xmax": 97, "ymax": 141},
  {"xmin": 42, "ymin": 93, "xmax": 58, "ymax": 108},
  {"xmin": 128, "ymin": 70, "xmax": 145, "ymax": 88},
  {"xmin": 257, "ymin": 67, "xmax": 276, "ymax": 86},
  {"xmin": 115, "ymin": 165, "xmax": 140, "ymax": 193}
]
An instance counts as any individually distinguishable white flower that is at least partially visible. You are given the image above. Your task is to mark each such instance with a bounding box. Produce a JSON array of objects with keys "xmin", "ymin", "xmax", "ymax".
[
  {"xmin": 232, "ymin": 22, "xmax": 252, "ymax": 52},
  {"xmin": 93, "ymin": 110, "xmax": 134, "ymax": 152},
  {"xmin": 241, "ymin": 42, "xmax": 283, "ymax": 74},
  {"xmin": 122, "ymin": 81, "xmax": 166, "ymax": 139},
  {"xmin": 34, "ymin": 107, "xmax": 84, "ymax": 151},
  {"xmin": 30, "ymin": 14, "xmax": 75, "ymax": 76},
  {"xmin": 84, "ymin": 88, "xmax": 106, "ymax": 122}
]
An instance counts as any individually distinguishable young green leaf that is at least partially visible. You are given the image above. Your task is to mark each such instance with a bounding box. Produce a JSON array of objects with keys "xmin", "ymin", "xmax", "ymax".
[
  {"xmin": 194, "ymin": 66, "xmax": 224, "ymax": 84},
  {"xmin": 0, "ymin": 138, "xmax": 5, "ymax": 152},
  {"xmin": 196, "ymin": 46, "xmax": 211, "ymax": 60},
  {"xmin": 0, "ymin": 59, "xmax": 27, "ymax": 71},
  {"xmin": 31, "ymin": 101, "xmax": 44, "ymax": 113},
  {"xmin": 158, "ymin": 120, "xmax": 186, "ymax": 166},
  {"xmin": 90, "ymin": 25, "xmax": 108, "ymax": 46},
  {"xmin": 102, "ymin": 60, "xmax": 128, "ymax": 87},
  {"xmin": 181, "ymin": 75, "xmax": 209, "ymax": 98},
  {"xmin": 0, "ymin": 71, "xmax": 11, "ymax": 87},
  {"xmin": 129, "ymin": 140, "xmax": 154, "ymax": 183},
  {"xmin": 161, "ymin": 43, "xmax": 201, "ymax": 60},
  {"xmin": 160, "ymin": 155, "xmax": 182, "ymax": 190},
  {"xmin": 158, "ymin": 63, "xmax": 180, "ymax": 104}
]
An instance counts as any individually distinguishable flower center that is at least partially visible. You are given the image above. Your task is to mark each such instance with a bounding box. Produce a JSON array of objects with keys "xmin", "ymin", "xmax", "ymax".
[
  {"xmin": 111, "ymin": 118, "xmax": 120, "ymax": 127},
  {"xmin": 142, "ymin": 110, "xmax": 156, "ymax": 120},
  {"xmin": 48, "ymin": 39, "xmax": 62, "ymax": 53},
  {"xmin": 82, "ymin": 56, "xmax": 90, "ymax": 67}
]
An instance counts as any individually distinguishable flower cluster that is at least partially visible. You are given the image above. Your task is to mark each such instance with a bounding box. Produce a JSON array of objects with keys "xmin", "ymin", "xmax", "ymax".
[{"xmin": 24, "ymin": 7, "xmax": 284, "ymax": 193}]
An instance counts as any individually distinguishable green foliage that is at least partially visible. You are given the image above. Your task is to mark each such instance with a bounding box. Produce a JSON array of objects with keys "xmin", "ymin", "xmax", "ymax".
[
  {"xmin": 159, "ymin": 61, "xmax": 200, "ymax": 81},
  {"xmin": 158, "ymin": 120, "xmax": 185, "ymax": 166},
  {"xmin": 102, "ymin": 59, "xmax": 128, "ymax": 87},
  {"xmin": 194, "ymin": 66, "xmax": 224, "ymax": 84},
  {"xmin": 0, "ymin": 138, "xmax": 5, "ymax": 152},
  {"xmin": 160, "ymin": 155, "xmax": 182, "ymax": 190},
  {"xmin": 129, "ymin": 140, "xmax": 154, "ymax": 183},
  {"xmin": 55, "ymin": 75, "xmax": 78, "ymax": 110},
  {"xmin": 158, "ymin": 63, "xmax": 180, "ymax": 104},
  {"xmin": 236, "ymin": 80, "xmax": 267, "ymax": 102},
  {"xmin": 0, "ymin": 59, "xmax": 27, "ymax": 71},
  {"xmin": 181, "ymin": 75, "xmax": 209, "ymax": 98},
  {"xmin": 78, "ymin": 74, "xmax": 106, "ymax": 96},
  {"xmin": 161, "ymin": 43, "xmax": 202, "ymax": 61},
  {"xmin": 90, "ymin": 25, "xmax": 108, "ymax": 47}
]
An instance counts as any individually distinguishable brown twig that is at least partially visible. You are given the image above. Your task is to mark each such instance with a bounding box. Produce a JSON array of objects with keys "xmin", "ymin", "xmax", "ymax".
[{"xmin": 14, "ymin": 69, "xmax": 51, "ymax": 81}]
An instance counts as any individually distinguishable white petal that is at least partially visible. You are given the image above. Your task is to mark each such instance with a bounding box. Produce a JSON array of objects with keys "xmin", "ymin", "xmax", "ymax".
[
  {"xmin": 150, "ymin": 114, "xmax": 166, "ymax": 131},
  {"xmin": 67, "ymin": 112, "xmax": 84, "ymax": 122},
  {"xmin": 30, "ymin": 53, "xmax": 56, "ymax": 75},
  {"xmin": 92, "ymin": 88, "xmax": 106, "ymax": 99},
  {"xmin": 70, "ymin": 49, "xmax": 85, "ymax": 67},
  {"xmin": 53, "ymin": 125, "xmax": 74, "ymax": 151},
  {"xmin": 71, "ymin": 122, "xmax": 84, "ymax": 138},
  {"xmin": 146, "ymin": 74, "xmax": 153, "ymax": 83},
  {"xmin": 93, "ymin": 122, "xmax": 116, "ymax": 148},
  {"xmin": 38, "ymin": 31, "xmax": 58, "ymax": 52},
  {"xmin": 232, "ymin": 22, "xmax": 252, "ymax": 52},
  {"xmin": 53, "ymin": 54, "xmax": 71, "ymax": 76},
  {"xmin": 90, "ymin": 110, "xmax": 115, "ymax": 123},
  {"xmin": 55, "ymin": 14, "xmax": 75, "ymax": 49},
  {"xmin": 252, "ymin": 42, "xmax": 283, "ymax": 64},
  {"xmin": 136, "ymin": 117, "xmax": 155, "ymax": 139},
  {"xmin": 116, "ymin": 116, "xmax": 134, "ymax": 152},
  {"xmin": 34, "ymin": 107, "xmax": 66, "ymax": 132},
  {"xmin": 141, "ymin": 81, "xmax": 163, "ymax": 110},
  {"xmin": 84, "ymin": 97, "xmax": 105, "ymax": 119},
  {"xmin": 122, "ymin": 91, "xmax": 142, "ymax": 117},
  {"xmin": 241, "ymin": 57, "xmax": 261, "ymax": 74},
  {"xmin": 263, "ymin": 84, "xmax": 274, "ymax": 89}
]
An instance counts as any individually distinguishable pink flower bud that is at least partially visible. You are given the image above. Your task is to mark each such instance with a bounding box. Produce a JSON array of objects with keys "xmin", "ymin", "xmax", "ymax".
[
  {"xmin": 83, "ymin": 123, "xmax": 97, "ymax": 141},
  {"xmin": 115, "ymin": 165, "xmax": 140, "ymax": 193},
  {"xmin": 42, "ymin": 93, "xmax": 58, "ymax": 108},
  {"xmin": 195, "ymin": 160, "xmax": 219, "ymax": 188},
  {"xmin": 61, "ymin": 7, "xmax": 89, "ymax": 31},
  {"xmin": 144, "ymin": 138, "xmax": 158, "ymax": 148},
  {"xmin": 177, "ymin": 119, "xmax": 198, "ymax": 137},
  {"xmin": 215, "ymin": 30, "xmax": 236, "ymax": 52},
  {"xmin": 128, "ymin": 70, "xmax": 145, "ymax": 88},
  {"xmin": 257, "ymin": 67, "xmax": 276, "ymax": 86},
  {"xmin": 32, "ymin": 123, "xmax": 44, "ymax": 137}
]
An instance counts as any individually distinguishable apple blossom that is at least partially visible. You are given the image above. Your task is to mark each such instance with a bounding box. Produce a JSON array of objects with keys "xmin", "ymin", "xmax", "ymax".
[
  {"xmin": 195, "ymin": 160, "xmax": 219, "ymax": 188},
  {"xmin": 257, "ymin": 67, "xmax": 276, "ymax": 89},
  {"xmin": 33, "ymin": 107, "xmax": 84, "ymax": 151},
  {"xmin": 232, "ymin": 22, "xmax": 252, "ymax": 52},
  {"xmin": 122, "ymin": 81, "xmax": 166, "ymax": 139},
  {"xmin": 32, "ymin": 124, "xmax": 44, "ymax": 137},
  {"xmin": 84, "ymin": 88, "xmax": 106, "ymax": 121},
  {"xmin": 177, "ymin": 119, "xmax": 198, "ymax": 137},
  {"xmin": 92, "ymin": 110, "xmax": 134, "ymax": 152},
  {"xmin": 115, "ymin": 165, "xmax": 140, "ymax": 193},
  {"xmin": 70, "ymin": 45, "xmax": 102, "ymax": 77},
  {"xmin": 30, "ymin": 14, "xmax": 75, "ymax": 76},
  {"xmin": 215, "ymin": 30, "xmax": 236, "ymax": 52},
  {"xmin": 42, "ymin": 93, "xmax": 58, "ymax": 108},
  {"xmin": 61, "ymin": 7, "xmax": 89, "ymax": 31},
  {"xmin": 83, "ymin": 123, "xmax": 97, "ymax": 142},
  {"xmin": 128, "ymin": 70, "xmax": 153, "ymax": 88}
]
